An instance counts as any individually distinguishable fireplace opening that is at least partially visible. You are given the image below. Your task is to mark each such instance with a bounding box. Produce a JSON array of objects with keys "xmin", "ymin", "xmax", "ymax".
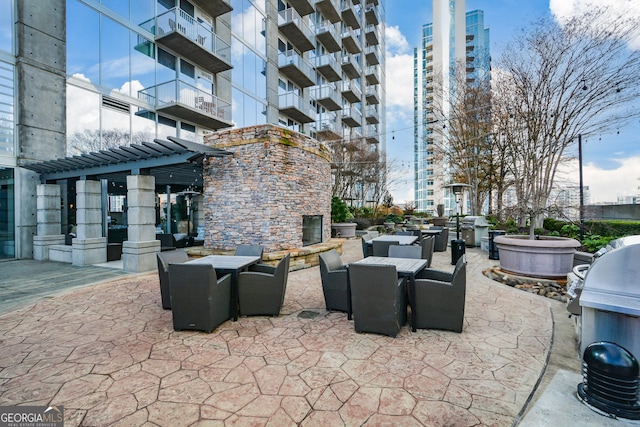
[{"xmin": 303, "ymin": 215, "xmax": 323, "ymax": 246}]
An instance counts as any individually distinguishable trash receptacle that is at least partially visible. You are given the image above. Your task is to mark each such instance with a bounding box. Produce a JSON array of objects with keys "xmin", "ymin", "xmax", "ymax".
[
  {"xmin": 451, "ymin": 238, "xmax": 465, "ymax": 265},
  {"xmin": 488, "ymin": 230, "xmax": 505, "ymax": 260}
]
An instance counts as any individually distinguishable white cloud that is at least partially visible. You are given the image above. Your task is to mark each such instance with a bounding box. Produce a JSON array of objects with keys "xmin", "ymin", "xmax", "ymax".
[
  {"xmin": 385, "ymin": 53, "xmax": 413, "ymax": 110},
  {"xmin": 550, "ymin": 0, "xmax": 640, "ymax": 49},
  {"xmin": 385, "ymin": 25, "xmax": 410, "ymax": 56},
  {"xmin": 583, "ymin": 157, "xmax": 640, "ymax": 203}
]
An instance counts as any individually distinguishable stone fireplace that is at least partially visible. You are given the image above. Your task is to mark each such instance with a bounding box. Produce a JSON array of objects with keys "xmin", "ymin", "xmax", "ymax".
[{"xmin": 202, "ymin": 125, "xmax": 331, "ymax": 252}]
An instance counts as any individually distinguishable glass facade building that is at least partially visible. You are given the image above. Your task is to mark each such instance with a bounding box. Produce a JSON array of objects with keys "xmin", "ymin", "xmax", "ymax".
[
  {"xmin": 413, "ymin": 0, "xmax": 489, "ymax": 214},
  {"xmin": 0, "ymin": 0, "xmax": 385, "ymax": 259}
]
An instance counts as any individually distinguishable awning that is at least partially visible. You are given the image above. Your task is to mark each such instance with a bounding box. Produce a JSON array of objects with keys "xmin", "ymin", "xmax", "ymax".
[{"xmin": 21, "ymin": 136, "xmax": 232, "ymax": 189}]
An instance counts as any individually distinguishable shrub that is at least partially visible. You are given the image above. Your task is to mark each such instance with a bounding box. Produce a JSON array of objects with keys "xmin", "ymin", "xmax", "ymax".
[
  {"xmin": 543, "ymin": 218, "xmax": 567, "ymax": 232},
  {"xmin": 331, "ymin": 197, "xmax": 353, "ymax": 223},
  {"xmin": 560, "ymin": 224, "xmax": 580, "ymax": 239},
  {"xmin": 582, "ymin": 234, "xmax": 614, "ymax": 253}
]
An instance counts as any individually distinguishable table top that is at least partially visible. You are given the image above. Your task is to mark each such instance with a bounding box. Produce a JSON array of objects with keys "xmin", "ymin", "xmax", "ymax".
[
  {"xmin": 422, "ymin": 229, "xmax": 443, "ymax": 235},
  {"xmin": 371, "ymin": 235, "xmax": 418, "ymax": 245},
  {"xmin": 186, "ymin": 255, "xmax": 260, "ymax": 270},
  {"xmin": 352, "ymin": 256, "xmax": 427, "ymax": 275}
]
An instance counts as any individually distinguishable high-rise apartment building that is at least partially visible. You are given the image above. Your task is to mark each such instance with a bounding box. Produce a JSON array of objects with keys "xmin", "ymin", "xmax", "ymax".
[
  {"xmin": 413, "ymin": 0, "xmax": 489, "ymax": 215},
  {"xmin": 0, "ymin": 0, "xmax": 385, "ymax": 259}
]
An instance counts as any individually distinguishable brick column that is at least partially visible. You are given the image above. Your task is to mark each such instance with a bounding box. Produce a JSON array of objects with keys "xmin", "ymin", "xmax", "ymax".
[
  {"xmin": 72, "ymin": 180, "xmax": 107, "ymax": 266},
  {"xmin": 33, "ymin": 184, "xmax": 64, "ymax": 260},
  {"xmin": 122, "ymin": 175, "xmax": 160, "ymax": 272}
]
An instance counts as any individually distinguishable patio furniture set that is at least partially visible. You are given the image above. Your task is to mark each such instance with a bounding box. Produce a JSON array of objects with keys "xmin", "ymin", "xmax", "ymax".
[
  {"xmin": 320, "ymin": 230, "xmax": 466, "ymax": 337},
  {"xmin": 156, "ymin": 245, "xmax": 290, "ymax": 333}
]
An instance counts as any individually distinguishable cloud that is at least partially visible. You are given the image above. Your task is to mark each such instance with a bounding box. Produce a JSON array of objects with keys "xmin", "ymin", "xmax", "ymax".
[
  {"xmin": 550, "ymin": 0, "xmax": 640, "ymax": 49},
  {"xmin": 583, "ymin": 156, "xmax": 640, "ymax": 203}
]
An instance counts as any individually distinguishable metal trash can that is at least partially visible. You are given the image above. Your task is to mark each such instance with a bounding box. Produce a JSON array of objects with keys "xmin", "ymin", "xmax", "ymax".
[{"xmin": 488, "ymin": 230, "xmax": 505, "ymax": 260}]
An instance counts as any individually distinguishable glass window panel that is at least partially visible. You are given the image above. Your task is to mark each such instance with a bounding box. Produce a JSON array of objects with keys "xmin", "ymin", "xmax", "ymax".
[
  {"xmin": 0, "ymin": 62, "xmax": 13, "ymax": 156},
  {"xmin": 0, "ymin": 0, "xmax": 12, "ymax": 53},
  {"xmin": 66, "ymin": 85, "xmax": 100, "ymax": 155},
  {"xmin": 132, "ymin": 109, "xmax": 156, "ymax": 143},
  {"xmin": 157, "ymin": 48, "xmax": 176, "ymax": 84},
  {"xmin": 101, "ymin": 0, "xmax": 129, "ymax": 20},
  {"xmin": 232, "ymin": 88, "xmax": 244, "ymax": 128},
  {"xmin": 100, "ymin": 17, "xmax": 130, "ymax": 94},
  {"xmin": 66, "ymin": 1, "xmax": 100, "ymax": 83},
  {"xmin": 0, "ymin": 167, "xmax": 15, "ymax": 259},
  {"xmin": 131, "ymin": 34, "xmax": 156, "ymax": 103},
  {"xmin": 132, "ymin": 0, "xmax": 155, "ymax": 28},
  {"xmin": 180, "ymin": 122, "xmax": 196, "ymax": 141},
  {"xmin": 102, "ymin": 105, "xmax": 131, "ymax": 148},
  {"xmin": 157, "ymin": 115, "xmax": 177, "ymax": 139}
]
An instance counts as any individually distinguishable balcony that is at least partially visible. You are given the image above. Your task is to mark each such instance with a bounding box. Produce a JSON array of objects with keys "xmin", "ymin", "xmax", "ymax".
[
  {"xmin": 365, "ymin": 6, "xmax": 379, "ymax": 25},
  {"xmin": 315, "ymin": 53, "xmax": 341, "ymax": 82},
  {"xmin": 341, "ymin": 27, "xmax": 361, "ymax": 54},
  {"xmin": 341, "ymin": 80, "xmax": 362, "ymax": 103},
  {"xmin": 365, "ymin": 65, "xmax": 379, "ymax": 85},
  {"xmin": 341, "ymin": 54, "xmax": 362, "ymax": 79},
  {"xmin": 365, "ymin": 24, "xmax": 380, "ymax": 46},
  {"xmin": 365, "ymin": 125, "xmax": 379, "ymax": 143},
  {"xmin": 152, "ymin": 8, "xmax": 232, "ymax": 73},
  {"xmin": 279, "ymin": 92, "xmax": 315, "ymax": 123},
  {"xmin": 341, "ymin": 106, "xmax": 362, "ymax": 127},
  {"xmin": 365, "ymin": 85, "xmax": 380, "ymax": 104},
  {"xmin": 278, "ymin": 51, "xmax": 315, "ymax": 88},
  {"xmin": 314, "ymin": 116, "xmax": 341, "ymax": 140},
  {"xmin": 341, "ymin": 2, "xmax": 361, "ymax": 29},
  {"xmin": 365, "ymin": 45, "xmax": 380, "ymax": 65},
  {"xmin": 138, "ymin": 80, "xmax": 232, "ymax": 130},
  {"xmin": 316, "ymin": 0, "xmax": 341, "ymax": 23},
  {"xmin": 313, "ymin": 84, "xmax": 341, "ymax": 111},
  {"xmin": 365, "ymin": 105, "xmax": 379, "ymax": 123},
  {"xmin": 287, "ymin": 0, "xmax": 314, "ymax": 16},
  {"xmin": 315, "ymin": 20, "xmax": 341, "ymax": 53},
  {"xmin": 278, "ymin": 8, "xmax": 315, "ymax": 52},
  {"xmin": 190, "ymin": 0, "xmax": 232, "ymax": 18}
]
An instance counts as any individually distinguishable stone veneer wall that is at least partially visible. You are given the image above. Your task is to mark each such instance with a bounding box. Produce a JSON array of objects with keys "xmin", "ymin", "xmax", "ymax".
[{"xmin": 203, "ymin": 125, "xmax": 331, "ymax": 251}]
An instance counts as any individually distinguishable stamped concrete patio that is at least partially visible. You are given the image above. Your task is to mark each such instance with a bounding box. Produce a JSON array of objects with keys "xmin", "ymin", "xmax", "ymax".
[{"xmin": 0, "ymin": 239, "xmax": 554, "ymax": 426}]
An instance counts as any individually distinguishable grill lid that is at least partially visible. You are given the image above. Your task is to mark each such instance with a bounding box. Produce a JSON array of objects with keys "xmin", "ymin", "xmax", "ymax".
[{"xmin": 580, "ymin": 241, "xmax": 640, "ymax": 316}]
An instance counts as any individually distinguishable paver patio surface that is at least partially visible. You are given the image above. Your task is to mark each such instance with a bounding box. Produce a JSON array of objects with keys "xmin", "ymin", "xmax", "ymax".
[{"xmin": 0, "ymin": 239, "xmax": 552, "ymax": 426}]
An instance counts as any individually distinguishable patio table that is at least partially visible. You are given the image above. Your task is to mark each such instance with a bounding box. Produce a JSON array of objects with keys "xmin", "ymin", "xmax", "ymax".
[
  {"xmin": 186, "ymin": 255, "xmax": 260, "ymax": 321},
  {"xmin": 369, "ymin": 235, "xmax": 418, "ymax": 245},
  {"xmin": 348, "ymin": 256, "xmax": 428, "ymax": 331}
]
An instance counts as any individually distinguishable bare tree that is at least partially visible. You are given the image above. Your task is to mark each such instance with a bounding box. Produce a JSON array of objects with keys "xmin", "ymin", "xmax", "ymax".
[{"xmin": 494, "ymin": 6, "xmax": 640, "ymax": 230}]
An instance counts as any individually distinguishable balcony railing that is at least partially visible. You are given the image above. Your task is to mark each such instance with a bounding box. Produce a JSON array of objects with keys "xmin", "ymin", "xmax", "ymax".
[
  {"xmin": 313, "ymin": 84, "xmax": 341, "ymax": 111},
  {"xmin": 341, "ymin": 0, "xmax": 361, "ymax": 29},
  {"xmin": 341, "ymin": 26, "xmax": 361, "ymax": 54},
  {"xmin": 314, "ymin": 115, "xmax": 341, "ymax": 140},
  {"xmin": 365, "ymin": 85, "xmax": 380, "ymax": 104},
  {"xmin": 341, "ymin": 106, "xmax": 363, "ymax": 127},
  {"xmin": 365, "ymin": 5, "xmax": 379, "ymax": 25},
  {"xmin": 341, "ymin": 54, "xmax": 362, "ymax": 79},
  {"xmin": 365, "ymin": 65, "xmax": 379, "ymax": 84},
  {"xmin": 365, "ymin": 24, "xmax": 380, "ymax": 46},
  {"xmin": 279, "ymin": 92, "xmax": 315, "ymax": 123},
  {"xmin": 365, "ymin": 44, "xmax": 381, "ymax": 65},
  {"xmin": 315, "ymin": 53, "xmax": 341, "ymax": 82},
  {"xmin": 315, "ymin": 0, "xmax": 341, "ymax": 23},
  {"xmin": 341, "ymin": 80, "xmax": 362, "ymax": 103},
  {"xmin": 365, "ymin": 105, "xmax": 379, "ymax": 123},
  {"xmin": 278, "ymin": 50, "xmax": 315, "ymax": 88},
  {"xmin": 278, "ymin": 8, "xmax": 315, "ymax": 52},
  {"xmin": 150, "ymin": 8, "xmax": 232, "ymax": 73},
  {"xmin": 138, "ymin": 79, "xmax": 232, "ymax": 129},
  {"xmin": 314, "ymin": 20, "xmax": 341, "ymax": 53}
]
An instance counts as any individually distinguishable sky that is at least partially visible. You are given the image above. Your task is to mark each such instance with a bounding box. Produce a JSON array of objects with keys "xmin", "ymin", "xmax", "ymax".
[{"xmin": 383, "ymin": 0, "xmax": 640, "ymax": 205}]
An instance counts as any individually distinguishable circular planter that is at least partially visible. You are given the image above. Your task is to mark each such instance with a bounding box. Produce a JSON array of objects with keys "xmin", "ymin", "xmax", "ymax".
[
  {"xmin": 494, "ymin": 235, "xmax": 581, "ymax": 279},
  {"xmin": 331, "ymin": 223, "xmax": 357, "ymax": 238}
]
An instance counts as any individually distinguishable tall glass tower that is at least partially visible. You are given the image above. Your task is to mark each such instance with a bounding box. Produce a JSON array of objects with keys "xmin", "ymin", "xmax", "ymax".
[{"xmin": 413, "ymin": 0, "xmax": 490, "ymax": 215}]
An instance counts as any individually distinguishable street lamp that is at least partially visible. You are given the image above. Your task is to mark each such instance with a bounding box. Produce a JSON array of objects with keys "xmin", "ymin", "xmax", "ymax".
[{"xmin": 445, "ymin": 182, "xmax": 470, "ymax": 264}]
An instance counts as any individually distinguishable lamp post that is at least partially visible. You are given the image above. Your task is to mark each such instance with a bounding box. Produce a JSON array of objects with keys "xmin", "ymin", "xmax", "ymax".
[
  {"xmin": 445, "ymin": 183, "xmax": 470, "ymax": 264},
  {"xmin": 578, "ymin": 134, "xmax": 584, "ymax": 241}
]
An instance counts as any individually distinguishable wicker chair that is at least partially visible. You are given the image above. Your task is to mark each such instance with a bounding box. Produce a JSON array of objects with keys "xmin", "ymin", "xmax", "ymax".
[
  {"xmin": 413, "ymin": 255, "xmax": 466, "ymax": 332},
  {"xmin": 168, "ymin": 263, "xmax": 232, "ymax": 332},
  {"xmin": 361, "ymin": 234, "xmax": 374, "ymax": 257},
  {"xmin": 433, "ymin": 228, "xmax": 449, "ymax": 252},
  {"xmin": 388, "ymin": 244, "xmax": 422, "ymax": 259},
  {"xmin": 372, "ymin": 240, "xmax": 399, "ymax": 257},
  {"xmin": 238, "ymin": 254, "xmax": 290, "ymax": 316},
  {"xmin": 348, "ymin": 264, "xmax": 407, "ymax": 337},
  {"xmin": 421, "ymin": 236, "xmax": 436, "ymax": 267},
  {"xmin": 156, "ymin": 250, "xmax": 190, "ymax": 309},
  {"xmin": 235, "ymin": 244, "xmax": 264, "ymax": 259},
  {"xmin": 318, "ymin": 249, "xmax": 349, "ymax": 312}
]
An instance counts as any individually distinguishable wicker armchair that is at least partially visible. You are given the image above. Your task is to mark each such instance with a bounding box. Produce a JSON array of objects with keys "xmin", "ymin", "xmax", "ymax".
[
  {"xmin": 388, "ymin": 244, "xmax": 422, "ymax": 259},
  {"xmin": 156, "ymin": 250, "xmax": 189, "ymax": 309},
  {"xmin": 421, "ymin": 236, "xmax": 435, "ymax": 267},
  {"xmin": 413, "ymin": 255, "xmax": 466, "ymax": 332},
  {"xmin": 168, "ymin": 263, "xmax": 232, "ymax": 332},
  {"xmin": 348, "ymin": 264, "xmax": 407, "ymax": 337},
  {"xmin": 433, "ymin": 228, "xmax": 449, "ymax": 252},
  {"xmin": 372, "ymin": 240, "xmax": 399, "ymax": 257},
  {"xmin": 318, "ymin": 249, "xmax": 349, "ymax": 312},
  {"xmin": 238, "ymin": 254, "xmax": 290, "ymax": 316}
]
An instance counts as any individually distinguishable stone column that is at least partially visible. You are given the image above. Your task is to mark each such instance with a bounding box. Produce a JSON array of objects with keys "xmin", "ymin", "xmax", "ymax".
[
  {"xmin": 72, "ymin": 180, "xmax": 107, "ymax": 266},
  {"xmin": 122, "ymin": 175, "xmax": 160, "ymax": 272},
  {"xmin": 33, "ymin": 184, "xmax": 64, "ymax": 260}
]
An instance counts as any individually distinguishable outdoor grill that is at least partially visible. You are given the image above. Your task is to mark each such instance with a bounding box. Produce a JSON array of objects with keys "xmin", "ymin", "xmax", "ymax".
[
  {"xmin": 460, "ymin": 216, "xmax": 489, "ymax": 247},
  {"xmin": 573, "ymin": 236, "xmax": 640, "ymax": 419}
]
